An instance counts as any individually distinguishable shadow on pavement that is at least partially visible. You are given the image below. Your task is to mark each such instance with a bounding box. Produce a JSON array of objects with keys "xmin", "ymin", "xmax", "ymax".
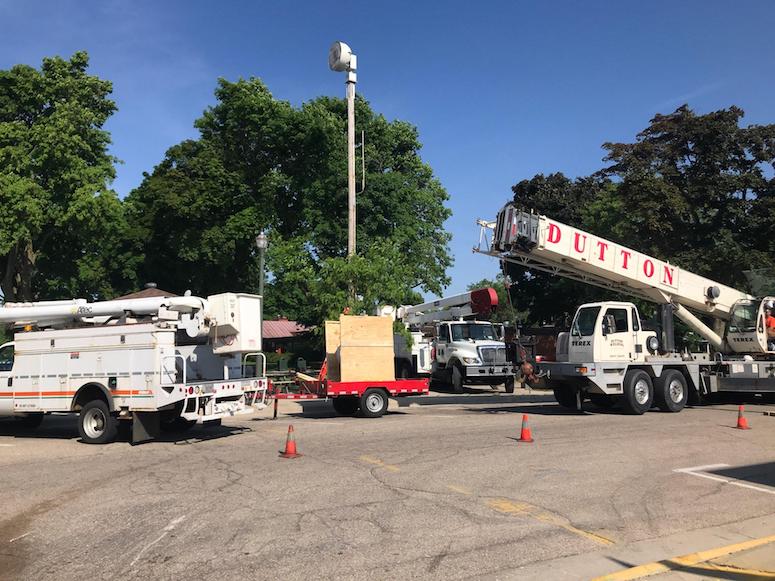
[
  {"xmin": 709, "ymin": 462, "xmax": 775, "ymax": 489},
  {"xmin": 0, "ymin": 414, "xmax": 250, "ymax": 445},
  {"xmin": 397, "ymin": 393, "xmax": 556, "ymax": 407}
]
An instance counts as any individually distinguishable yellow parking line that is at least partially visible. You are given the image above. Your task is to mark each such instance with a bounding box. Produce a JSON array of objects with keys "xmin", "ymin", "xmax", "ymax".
[
  {"xmin": 358, "ymin": 455, "xmax": 400, "ymax": 472},
  {"xmin": 487, "ymin": 498, "xmax": 614, "ymax": 546},
  {"xmin": 592, "ymin": 533, "xmax": 775, "ymax": 580}
]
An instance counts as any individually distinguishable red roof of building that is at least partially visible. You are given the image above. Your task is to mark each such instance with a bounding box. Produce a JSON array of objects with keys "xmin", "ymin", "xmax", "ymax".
[{"xmin": 262, "ymin": 318, "xmax": 309, "ymax": 339}]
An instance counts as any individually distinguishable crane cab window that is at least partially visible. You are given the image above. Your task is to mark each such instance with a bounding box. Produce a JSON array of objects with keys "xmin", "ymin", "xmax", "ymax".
[
  {"xmin": 437, "ymin": 324, "xmax": 450, "ymax": 342},
  {"xmin": 604, "ymin": 308, "xmax": 629, "ymax": 333},
  {"xmin": 571, "ymin": 307, "xmax": 601, "ymax": 336},
  {"xmin": 631, "ymin": 308, "xmax": 640, "ymax": 331},
  {"xmin": 0, "ymin": 345, "xmax": 14, "ymax": 372}
]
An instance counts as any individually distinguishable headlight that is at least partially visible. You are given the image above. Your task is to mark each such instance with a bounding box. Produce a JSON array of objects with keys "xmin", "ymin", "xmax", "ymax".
[
  {"xmin": 646, "ymin": 336, "xmax": 659, "ymax": 353},
  {"xmin": 462, "ymin": 357, "xmax": 481, "ymax": 364}
]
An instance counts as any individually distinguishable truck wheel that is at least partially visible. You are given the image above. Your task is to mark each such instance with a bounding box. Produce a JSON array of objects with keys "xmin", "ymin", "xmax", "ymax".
[
  {"xmin": 332, "ymin": 396, "xmax": 360, "ymax": 416},
  {"xmin": 622, "ymin": 370, "xmax": 653, "ymax": 415},
  {"xmin": 504, "ymin": 376, "xmax": 516, "ymax": 394},
  {"xmin": 451, "ymin": 364, "xmax": 465, "ymax": 393},
  {"xmin": 654, "ymin": 370, "xmax": 688, "ymax": 413},
  {"xmin": 588, "ymin": 393, "xmax": 616, "ymax": 410},
  {"xmin": 14, "ymin": 413, "xmax": 45, "ymax": 429},
  {"xmin": 552, "ymin": 383, "xmax": 578, "ymax": 409},
  {"xmin": 78, "ymin": 400, "xmax": 118, "ymax": 444},
  {"xmin": 360, "ymin": 389, "xmax": 389, "ymax": 418}
]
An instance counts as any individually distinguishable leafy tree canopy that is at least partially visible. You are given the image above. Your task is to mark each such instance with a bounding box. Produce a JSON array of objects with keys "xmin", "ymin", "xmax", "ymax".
[
  {"xmin": 125, "ymin": 78, "xmax": 451, "ymax": 324},
  {"xmin": 506, "ymin": 105, "xmax": 775, "ymax": 326},
  {"xmin": 0, "ymin": 52, "xmax": 130, "ymax": 301}
]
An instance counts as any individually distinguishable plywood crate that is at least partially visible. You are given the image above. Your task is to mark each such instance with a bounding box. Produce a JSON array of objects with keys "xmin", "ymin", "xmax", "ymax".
[
  {"xmin": 338, "ymin": 345, "xmax": 395, "ymax": 382},
  {"xmin": 339, "ymin": 315, "xmax": 393, "ymax": 348},
  {"xmin": 324, "ymin": 320, "xmax": 341, "ymax": 382}
]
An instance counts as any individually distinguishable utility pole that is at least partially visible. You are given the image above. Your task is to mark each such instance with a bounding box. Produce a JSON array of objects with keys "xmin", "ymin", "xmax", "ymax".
[{"xmin": 329, "ymin": 41, "xmax": 358, "ymax": 257}]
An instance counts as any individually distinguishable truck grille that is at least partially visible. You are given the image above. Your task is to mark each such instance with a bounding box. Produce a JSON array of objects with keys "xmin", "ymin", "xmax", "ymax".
[{"xmin": 478, "ymin": 346, "xmax": 507, "ymax": 365}]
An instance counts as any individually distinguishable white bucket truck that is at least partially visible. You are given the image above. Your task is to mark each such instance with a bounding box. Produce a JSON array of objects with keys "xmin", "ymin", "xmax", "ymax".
[
  {"xmin": 389, "ymin": 288, "xmax": 517, "ymax": 393},
  {"xmin": 0, "ymin": 293, "xmax": 268, "ymax": 443}
]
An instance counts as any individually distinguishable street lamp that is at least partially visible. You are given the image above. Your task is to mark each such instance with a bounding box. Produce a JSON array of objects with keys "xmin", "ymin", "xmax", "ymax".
[
  {"xmin": 256, "ymin": 231, "xmax": 268, "ymax": 344},
  {"xmin": 328, "ymin": 40, "xmax": 357, "ymax": 257}
]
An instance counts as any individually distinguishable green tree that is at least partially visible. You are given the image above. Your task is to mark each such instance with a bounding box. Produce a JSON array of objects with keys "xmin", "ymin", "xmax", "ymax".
[
  {"xmin": 505, "ymin": 105, "xmax": 775, "ymax": 326},
  {"xmin": 126, "ymin": 78, "xmax": 451, "ymax": 324},
  {"xmin": 0, "ymin": 52, "xmax": 129, "ymax": 301},
  {"xmin": 600, "ymin": 105, "xmax": 775, "ymax": 288}
]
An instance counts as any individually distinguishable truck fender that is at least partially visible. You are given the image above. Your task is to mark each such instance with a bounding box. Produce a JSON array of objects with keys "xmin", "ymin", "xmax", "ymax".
[{"xmin": 71, "ymin": 383, "xmax": 115, "ymax": 412}]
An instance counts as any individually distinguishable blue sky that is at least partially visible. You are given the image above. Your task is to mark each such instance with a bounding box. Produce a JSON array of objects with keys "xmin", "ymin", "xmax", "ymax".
[{"xmin": 2, "ymin": 0, "xmax": 774, "ymax": 296}]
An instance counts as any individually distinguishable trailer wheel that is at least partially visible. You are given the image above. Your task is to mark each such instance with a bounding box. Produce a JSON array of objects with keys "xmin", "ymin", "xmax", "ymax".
[
  {"xmin": 622, "ymin": 370, "xmax": 653, "ymax": 415},
  {"xmin": 504, "ymin": 376, "xmax": 515, "ymax": 394},
  {"xmin": 360, "ymin": 389, "xmax": 389, "ymax": 418},
  {"xmin": 451, "ymin": 364, "xmax": 465, "ymax": 394},
  {"xmin": 14, "ymin": 413, "xmax": 45, "ymax": 429},
  {"xmin": 332, "ymin": 396, "xmax": 359, "ymax": 416},
  {"xmin": 553, "ymin": 383, "xmax": 578, "ymax": 409},
  {"xmin": 78, "ymin": 400, "xmax": 118, "ymax": 444},
  {"xmin": 654, "ymin": 370, "xmax": 688, "ymax": 413}
]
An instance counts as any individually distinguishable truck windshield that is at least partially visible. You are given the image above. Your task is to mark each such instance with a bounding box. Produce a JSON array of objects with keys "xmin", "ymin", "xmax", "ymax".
[
  {"xmin": 572, "ymin": 307, "xmax": 601, "ymax": 337},
  {"xmin": 451, "ymin": 323, "xmax": 497, "ymax": 341},
  {"xmin": 729, "ymin": 302, "xmax": 758, "ymax": 333},
  {"xmin": 0, "ymin": 345, "xmax": 13, "ymax": 372}
]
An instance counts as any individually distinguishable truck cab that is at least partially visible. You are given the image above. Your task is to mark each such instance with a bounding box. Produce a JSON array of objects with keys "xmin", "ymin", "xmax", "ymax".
[
  {"xmin": 726, "ymin": 296, "xmax": 775, "ymax": 354},
  {"xmin": 432, "ymin": 320, "xmax": 516, "ymax": 393},
  {"xmin": 564, "ymin": 301, "xmax": 658, "ymax": 364}
]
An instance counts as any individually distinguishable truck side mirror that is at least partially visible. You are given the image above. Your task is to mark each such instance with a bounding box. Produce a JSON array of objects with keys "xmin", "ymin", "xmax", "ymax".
[{"xmin": 601, "ymin": 321, "xmax": 608, "ymax": 336}]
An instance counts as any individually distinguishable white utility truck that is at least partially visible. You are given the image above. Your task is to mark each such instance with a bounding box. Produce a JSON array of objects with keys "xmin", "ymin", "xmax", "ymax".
[
  {"xmin": 475, "ymin": 204, "xmax": 775, "ymax": 413},
  {"xmin": 0, "ymin": 293, "xmax": 269, "ymax": 443},
  {"xmin": 389, "ymin": 288, "xmax": 517, "ymax": 393}
]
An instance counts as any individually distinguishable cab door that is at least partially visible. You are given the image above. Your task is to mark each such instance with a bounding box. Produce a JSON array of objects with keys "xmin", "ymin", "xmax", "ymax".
[
  {"xmin": 0, "ymin": 343, "xmax": 15, "ymax": 415},
  {"xmin": 600, "ymin": 307, "xmax": 634, "ymax": 361}
]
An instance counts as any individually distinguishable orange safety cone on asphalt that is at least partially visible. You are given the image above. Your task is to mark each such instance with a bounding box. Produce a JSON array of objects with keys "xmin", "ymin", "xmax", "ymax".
[
  {"xmin": 736, "ymin": 405, "xmax": 751, "ymax": 430},
  {"xmin": 279, "ymin": 425, "xmax": 303, "ymax": 458},
  {"xmin": 517, "ymin": 414, "xmax": 534, "ymax": 443}
]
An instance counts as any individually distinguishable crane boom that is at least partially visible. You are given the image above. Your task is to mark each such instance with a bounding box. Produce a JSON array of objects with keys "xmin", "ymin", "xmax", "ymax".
[{"xmin": 477, "ymin": 205, "xmax": 751, "ymax": 321}]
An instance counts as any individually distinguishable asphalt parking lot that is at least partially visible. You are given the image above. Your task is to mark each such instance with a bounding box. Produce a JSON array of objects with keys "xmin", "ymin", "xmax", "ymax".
[{"xmin": 2, "ymin": 388, "xmax": 775, "ymax": 581}]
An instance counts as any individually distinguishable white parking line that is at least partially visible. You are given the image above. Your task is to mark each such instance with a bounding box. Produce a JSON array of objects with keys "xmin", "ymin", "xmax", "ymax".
[
  {"xmin": 674, "ymin": 464, "xmax": 775, "ymax": 496},
  {"xmin": 0, "ymin": 443, "xmax": 14, "ymax": 447}
]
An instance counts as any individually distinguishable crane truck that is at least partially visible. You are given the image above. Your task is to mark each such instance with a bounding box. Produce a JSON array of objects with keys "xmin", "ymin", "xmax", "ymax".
[
  {"xmin": 0, "ymin": 293, "xmax": 269, "ymax": 443},
  {"xmin": 388, "ymin": 288, "xmax": 518, "ymax": 393},
  {"xmin": 475, "ymin": 204, "xmax": 775, "ymax": 414}
]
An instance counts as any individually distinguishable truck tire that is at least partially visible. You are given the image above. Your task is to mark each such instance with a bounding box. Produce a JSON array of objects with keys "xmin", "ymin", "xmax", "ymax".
[
  {"xmin": 78, "ymin": 400, "xmax": 118, "ymax": 444},
  {"xmin": 588, "ymin": 393, "xmax": 616, "ymax": 410},
  {"xmin": 504, "ymin": 376, "xmax": 515, "ymax": 394},
  {"xmin": 553, "ymin": 383, "xmax": 578, "ymax": 409},
  {"xmin": 654, "ymin": 370, "xmax": 688, "ymax": 413},
  {"xmin": 360, "ymin": 389, "xmax": 389, "ymax": 418},
  {"xmin": 621, "ymin": 370, "xmax": 654, "ymax": 415},
  {"xmin": 451, "ymin": 364, "xmax": 465, "ymax": 394},
  {"xmin": 332, "ymin": 396, "xmax": 359, "ymax": 416},
  {"xmin": 14, "ymin": 413, "xmax": 45, "ymax": 429}
]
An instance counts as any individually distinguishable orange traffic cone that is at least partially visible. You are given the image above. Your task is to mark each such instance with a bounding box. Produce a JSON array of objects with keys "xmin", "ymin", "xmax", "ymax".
[
  {"xmin": 279, "ymin": 425, "xmax": 303, "ymax": 458},
  {"xmin": 517, "ymin": 414, "xmax": 534, "ymax": 443},
  {"xmin": 736, "ymin": 405, "xmax": 751, "ymax": 430}
]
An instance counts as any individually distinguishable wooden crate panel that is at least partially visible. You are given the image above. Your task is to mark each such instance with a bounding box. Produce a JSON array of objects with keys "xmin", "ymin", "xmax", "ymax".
[
  {"xmin": 339, "ymin": 315, "xmax": 393, "ymax": 348},
  {"xmin": 338, "ymin": 346, "xmax": 395, "ymax": 382},
  {"xmin": 324, "ymin": 320, "xmax": 341, "ymax": 382}
]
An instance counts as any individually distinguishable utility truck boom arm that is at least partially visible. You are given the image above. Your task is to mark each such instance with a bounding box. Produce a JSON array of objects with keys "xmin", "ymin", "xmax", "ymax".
[{"xmin": 399, "ymin": 288, "xmax": 498, "ymax": 326}]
